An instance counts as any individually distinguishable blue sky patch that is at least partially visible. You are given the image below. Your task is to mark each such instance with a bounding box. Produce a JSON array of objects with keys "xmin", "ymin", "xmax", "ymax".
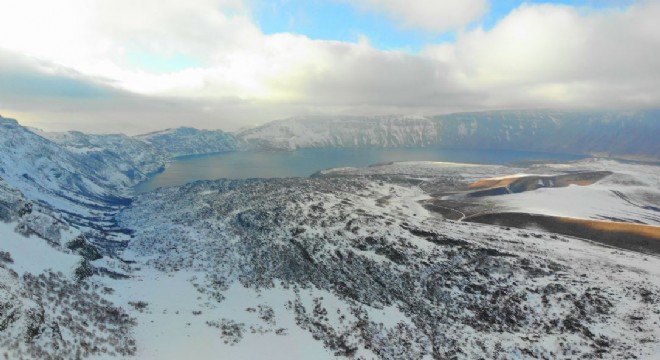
[
  {"xmin": 126, "ymin": 50, "xmax": 203, "ymax": 73},
  {"xmin": 255, "ymin": 0, "xmax": 457, "ymax": 52},
  {"xmin": 255, "ymin": 0, "xmax": 635, "ymax": 53}
]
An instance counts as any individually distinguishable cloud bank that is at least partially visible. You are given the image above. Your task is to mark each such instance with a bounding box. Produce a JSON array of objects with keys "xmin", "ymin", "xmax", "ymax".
[{"xmin": 0, "ymin": 0, "xmax": 658, "ymax": 133}]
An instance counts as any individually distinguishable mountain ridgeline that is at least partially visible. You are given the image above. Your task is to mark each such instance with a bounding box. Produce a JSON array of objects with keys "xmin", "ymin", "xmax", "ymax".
[
  {"xmin": 6, "ymin": 110, "xmax": 658, "ymax": 163},
  {"xmin": 136, "ymin": 127, "xmax": 244, "ymax": 158},
  {"xmin": 239, "ymin": 110, "xmax": 660, "ymax": 160}
]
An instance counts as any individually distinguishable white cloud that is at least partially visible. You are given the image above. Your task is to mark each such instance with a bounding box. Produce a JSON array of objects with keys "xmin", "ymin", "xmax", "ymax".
[
  {"xmin": 423, "ymin": 1, "xmax": 660, "ymax": 108},
  {"xmin": 342, "ymin": 0, "xmax": 489, "ymax": 33},
  {"xmin": 0, "ymin": 0, "xmax": 265, "ymax": 95},
  {"xmin": 0, "ymin": 0, "xmax": 659, "ymax": 133}
]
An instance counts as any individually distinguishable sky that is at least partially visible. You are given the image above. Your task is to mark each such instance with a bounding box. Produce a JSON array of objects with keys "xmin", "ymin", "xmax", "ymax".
[{"xmin": 0, "ymin": 0, "xmax": 658, "ymax": 134}]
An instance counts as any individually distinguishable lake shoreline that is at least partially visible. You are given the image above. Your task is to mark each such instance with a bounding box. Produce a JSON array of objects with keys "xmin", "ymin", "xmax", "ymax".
[{"xmin": 134, "ymin": 148, "xmax": 588, "ymax": 194}]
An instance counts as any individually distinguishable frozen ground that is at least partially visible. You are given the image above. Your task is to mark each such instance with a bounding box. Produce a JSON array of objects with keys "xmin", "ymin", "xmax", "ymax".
[
  {"xmin": 116, "ymin": 164, "xmax": 660, "ymax": 359},
  {"xmin": 2, "ymin": 157, "xmax": 660, "ymax": 359},
  {"xmin": 489, "ymin": 160, "xmax": 660, "ymax": 225}
]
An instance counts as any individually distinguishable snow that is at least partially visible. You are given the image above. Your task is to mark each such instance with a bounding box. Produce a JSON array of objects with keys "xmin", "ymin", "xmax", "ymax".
[
  {"xmin": 239, "ymin": 115, "xmax": 441, "ymax": 150},
  {"xmin": 118, "ymin": 170, "xmax": 660, "ymax": 358},
  {"xmin": 237, "ymin": 111, "xmax": 660, "ymax": 161},
  {"xmin": 362, "ymin": 303, "xmax": 411, "ymax": 328},
  {"xmin": 491, "ymin": 161, "xmax": 660, "ymax": 225},
  {"xmin": 3, "ymin": 113, "xmax": 660, "ymax": 358},
  {"xmin": 0, "ymin": 222, "xmax": 79, "ymax": 275},
  {"xmin": 101, "ymin": 269, "xmax": 336, "ymax": 360}
]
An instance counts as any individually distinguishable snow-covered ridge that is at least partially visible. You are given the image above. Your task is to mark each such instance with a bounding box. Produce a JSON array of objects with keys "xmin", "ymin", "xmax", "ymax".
[
  {"xmin": 238, "ymin": 110, "xmax": 660, "ymax": 160},
  {"xmin": 136, "ymin": 126, "xmax": 244, "ymax": 158},
  {"xmin": 239, "ymin": 115, "xmax": 437, "ymax": 151},
  {"xmin": 0, "ymin": 115, "xmax": 171, "ymax": 252},
  {"xmin": 9, "ymin": 109, "xmax": 660, "ymax": 162},
  {"xmin": 38, "ymin": 130, "xmax": 168, "ymax": 177},
  {"xmin": 0, "ymin": 116, "xmax": 170, "ymax": 210}
]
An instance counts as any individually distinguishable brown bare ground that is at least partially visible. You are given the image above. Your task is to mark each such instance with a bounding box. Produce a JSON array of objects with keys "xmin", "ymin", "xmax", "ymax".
[
  {"xmin": 466, "ymin": 212, "xmax": 660, "ymax": 255},
  {"xmin": 468, "ymin": 177, "xmax": 521, "ymax": 189},
  {"xmin": 467, "ymin": 171, "xmax": 612, "ymax": 193},
  {"xmin": 557, "ymin": 217, "xmax": 660, "ymax": 240}
]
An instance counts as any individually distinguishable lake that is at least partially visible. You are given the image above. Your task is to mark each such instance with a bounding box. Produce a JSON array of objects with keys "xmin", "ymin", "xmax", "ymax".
[{"xmin": 134, "ymin": 148, "xmax": 587, "ymax": 193}]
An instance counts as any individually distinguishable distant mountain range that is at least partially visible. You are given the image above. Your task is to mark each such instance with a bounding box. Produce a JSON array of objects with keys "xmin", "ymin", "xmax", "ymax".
[
  {"xmin": 136, "ymin": 127, "xmax": 243, "ymax": 157},
  {"xmin": 69, "ymin": 109, "xmax": 657, "ymax": 161},
  {"xmin": 10, "ymin": 109, "xmax": 659, "ymax": 163},
  {"xmin": 238, "ymin": 110, "xmax": 660, "ymax": 160}
]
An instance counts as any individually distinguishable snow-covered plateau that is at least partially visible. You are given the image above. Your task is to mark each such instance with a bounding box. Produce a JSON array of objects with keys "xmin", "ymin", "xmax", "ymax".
[{"xmin": 1, "ymin": 114, "xmax": 660, "ymax": 359}]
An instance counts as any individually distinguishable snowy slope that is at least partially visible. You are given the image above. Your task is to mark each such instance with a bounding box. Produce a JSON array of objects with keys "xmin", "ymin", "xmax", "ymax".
[
  {"xmin": 240, "ymin": 115, "xmax": 437, "ymax": 151},
  {"xmin": 464, "ymin": 159, "xmax": 660, "ymax": 226},
  {"xmin": 321, "ymin": 159, "xmax": 660, "ymax": 226},
  {"xmin": 118, "ymin": 174, "xmax": 660, "ymax": 359},
  {"xmin": 1, "ymin": 116, "xmax": 142, "ymax": 211},
  {"xmin": 37, "ymin": 130, "xmax": 168, "ymax": 178},
  {"xmin": 101, "ymin": 269, "xmax": 338, "ymax": 360},
  {"xmin": 0, "ymin": 222, "xmax": 137, "ymax": 359},
  {"xmin": 136, "ymin": 127, "xmax": 243, "ymax": 158}
]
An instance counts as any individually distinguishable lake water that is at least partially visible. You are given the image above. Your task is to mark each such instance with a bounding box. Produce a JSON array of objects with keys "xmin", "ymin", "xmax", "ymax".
[{"xmin": 134, "ymin": 148, "xmax": 586, "ymax": 193}]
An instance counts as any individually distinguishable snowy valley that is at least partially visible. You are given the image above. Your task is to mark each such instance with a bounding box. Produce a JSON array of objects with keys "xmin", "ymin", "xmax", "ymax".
[{"xmin": 1, "ymin": 114, "xmax": 660, "ymax": 359}]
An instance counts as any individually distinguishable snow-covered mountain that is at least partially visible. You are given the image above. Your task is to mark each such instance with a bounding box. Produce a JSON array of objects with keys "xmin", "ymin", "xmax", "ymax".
[
  {"xmin": 0, "ymin": 117, "xmax": 146, "ymax": 358},
  {"xmin": 2, "ymin": 114, "xmax": 660, "ymax": 359},
  {"xmin": 1, "ymin": 116, "xmax": 168, "ymax": 207},
  {"xmin": 239, "ymin": 115, "xmax": 437, "ymax": 151},
  {"xmin": 117, "ymin": 110, "xmax": 660, "ymax": 160},
  {"xmin": 1, "ymin": 117, "xmax": 130, "ymax": 212},
  {"xmin": 239, "ymin": 110, "xmax": 660, "ymax": 160},
  {"xmin": 0, "ymin": 115, "xmax": 169, "ymax": 251},
  {"xmin": 136, "ymin": 127, "xmax": 243, "ymax": 158},
  {"xmin": 38, "ymin": 130, "xmax": 168, "ymax": 178}
]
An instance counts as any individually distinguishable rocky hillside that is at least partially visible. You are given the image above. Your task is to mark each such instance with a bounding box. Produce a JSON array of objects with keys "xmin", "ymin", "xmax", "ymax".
[
  {"xmin": 239, "ymin": 110, "xmax": 660, "ymax": 160},
  {"xmin": 39, "ymin": 130, "xmax": 168, "ymax": 178},
  {"xmin": 435, "ymin": 110, "xmax": 660, "ymax": 159},
  {"xmin": 118, "ymin": 171, "xmax": 660, "ymax": 359}
]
